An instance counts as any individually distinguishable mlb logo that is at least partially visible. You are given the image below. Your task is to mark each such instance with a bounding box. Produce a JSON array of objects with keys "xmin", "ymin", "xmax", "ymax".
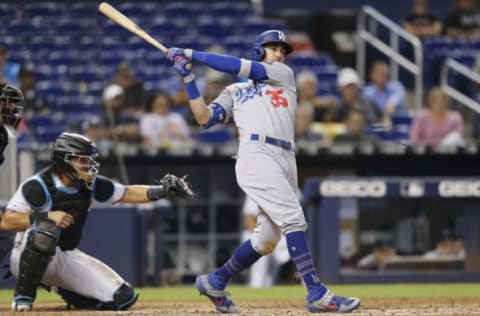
[{"xmin": 400, "ymin": 181, "xmax": 425, "ymax": 197}]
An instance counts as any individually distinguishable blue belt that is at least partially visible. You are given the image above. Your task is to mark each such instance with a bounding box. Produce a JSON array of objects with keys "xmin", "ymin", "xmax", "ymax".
[{"xmin": 250, "ymin": 134, "xmax": 292, "ymax": 150}]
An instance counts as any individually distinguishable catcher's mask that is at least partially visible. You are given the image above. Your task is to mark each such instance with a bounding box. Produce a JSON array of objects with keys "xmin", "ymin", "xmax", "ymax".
[
  {"xmin": 0, "ymin": 83, "xmax": 24, "ymax": 129},
  {"xmin": 51, "ymin": 132, "xmax": 99, "ymax": 190}
]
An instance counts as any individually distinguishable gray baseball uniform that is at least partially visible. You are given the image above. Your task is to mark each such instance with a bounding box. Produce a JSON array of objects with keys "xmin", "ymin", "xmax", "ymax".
[{"xmin": 211, "ymin": 61, "xmax": 307, "ymax": 254}]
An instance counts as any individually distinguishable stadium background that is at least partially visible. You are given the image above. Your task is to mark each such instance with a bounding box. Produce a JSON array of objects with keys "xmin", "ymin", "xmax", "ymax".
[{"xmin": 0, "ymin": 0, "xmax": 480, "ymax": 314}]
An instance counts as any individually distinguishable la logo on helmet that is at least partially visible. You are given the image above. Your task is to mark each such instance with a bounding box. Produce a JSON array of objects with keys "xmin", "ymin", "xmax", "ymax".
[{"xmin": 278, "ymin": 31, "xmax": 286, "ymax": 41}]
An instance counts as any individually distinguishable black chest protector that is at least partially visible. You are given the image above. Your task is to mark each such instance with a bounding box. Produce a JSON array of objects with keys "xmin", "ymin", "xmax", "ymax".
[
  {"xmin": 0, "ymin": 125, "xmax": 8, "ymax": 165},
  {"xmin": 40, "ymin": 170, "xmax": 91, "ymax": 251}
]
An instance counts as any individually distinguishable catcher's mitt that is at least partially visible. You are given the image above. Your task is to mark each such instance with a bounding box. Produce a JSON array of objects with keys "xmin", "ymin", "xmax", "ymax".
[{"xmin": 157, "ymin": 174, "xmax": 194, "ymax": 199}]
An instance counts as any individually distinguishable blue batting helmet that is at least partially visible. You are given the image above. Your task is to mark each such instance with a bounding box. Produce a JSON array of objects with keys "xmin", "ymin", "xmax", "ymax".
[{"xmin": 251, "ymin": 30, "xmax": 293, "ymax": 61}]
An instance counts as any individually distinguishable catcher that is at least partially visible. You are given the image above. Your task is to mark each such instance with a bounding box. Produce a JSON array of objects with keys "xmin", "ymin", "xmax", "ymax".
[{"xmin": 0, "ymin": 132, "xmax": 194, "ymax": 312}]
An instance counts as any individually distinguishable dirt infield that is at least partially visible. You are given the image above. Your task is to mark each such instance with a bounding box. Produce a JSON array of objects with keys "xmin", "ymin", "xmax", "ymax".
[{"xmin": 0, "ymin": 298, "xmax": 479, "ymax": 316}]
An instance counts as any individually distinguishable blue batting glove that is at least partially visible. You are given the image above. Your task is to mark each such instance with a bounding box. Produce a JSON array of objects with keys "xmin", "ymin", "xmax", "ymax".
[
  {"xmin": 173, "ymin": 56, "xmax": 193, "ymax": 78},
  {"xmin": 166, "ymin": 47, "xmax": 185, "ymax": 62}
]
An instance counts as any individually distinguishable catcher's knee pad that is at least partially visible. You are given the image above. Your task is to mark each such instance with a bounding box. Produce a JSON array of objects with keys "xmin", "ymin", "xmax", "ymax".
[
  {"xmin": 58, "ymin": 283, "xmax": 138, "ymax": 311},
  {"xmin": 16, "ymin": 218, "xmax": 60, "ymax": 298}
]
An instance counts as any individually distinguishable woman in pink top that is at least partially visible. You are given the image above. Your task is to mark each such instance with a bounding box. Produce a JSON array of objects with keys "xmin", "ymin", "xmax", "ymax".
[{"xmin": 409, "ymin": 87, "xmax": 464, "ymax": 146}]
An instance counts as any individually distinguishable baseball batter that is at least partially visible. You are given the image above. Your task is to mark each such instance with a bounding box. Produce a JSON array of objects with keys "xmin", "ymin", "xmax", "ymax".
[
  {"xmin": 1, "ymin": 132, "xmax": 194, "ymax": 312},
  {"xmin": 167, "ymin": 30, "xmax": 360, "ymax": 313}
]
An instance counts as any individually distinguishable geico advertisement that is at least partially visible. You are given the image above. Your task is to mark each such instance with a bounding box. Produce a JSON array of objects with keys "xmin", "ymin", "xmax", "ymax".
[
  {"xmin": 319, "ymin": 180, "xmax": 387, "ymax": 197},
  {"xmin": 318, "ymin": 179, "xmax": 480, "ymax": 198}
]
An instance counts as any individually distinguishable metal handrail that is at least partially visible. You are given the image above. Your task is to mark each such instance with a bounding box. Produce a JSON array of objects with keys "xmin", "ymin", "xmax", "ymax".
[
  {"xmin": 441, "ymin": 57, "xmax": 480, "ymax": 114},
  {"xmin": 357, "ymin": 6, "xmax": 423, "ymax": 110}
]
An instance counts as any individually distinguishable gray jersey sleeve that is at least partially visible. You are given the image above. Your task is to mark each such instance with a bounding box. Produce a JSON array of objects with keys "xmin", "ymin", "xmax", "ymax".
[{"xmin": 261, "ymin": 62, "xmax": 296, "ymax": 89}]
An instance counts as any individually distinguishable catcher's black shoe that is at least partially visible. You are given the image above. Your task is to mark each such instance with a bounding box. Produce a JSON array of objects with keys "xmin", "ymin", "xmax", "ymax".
[{"xmin": 195, "ymin": 274, "xmax": 237, "ymax": 313}]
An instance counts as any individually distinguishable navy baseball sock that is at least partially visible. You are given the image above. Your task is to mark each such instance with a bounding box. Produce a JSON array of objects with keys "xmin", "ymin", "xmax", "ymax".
[
  {"xmin": 286, "ymin": 231, "xmax": 327, "ymax": 299},
  {"xmin": 211, "ymin": 240, "xmax": 262, "ymax": 289}
]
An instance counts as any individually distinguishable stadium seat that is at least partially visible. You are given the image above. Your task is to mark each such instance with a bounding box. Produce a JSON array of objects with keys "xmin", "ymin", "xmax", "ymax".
[
  {"xmin": 164, "ymin": 2, "xmax": 204, "ymax": 20},
  {"xmin": 0, "ymin": 3, "xmax": 18, "ymax": 20},
  {"xmin": 69, "ymin": 3, "xmax": 96, "ymax": 17},
  {"xmin": 34, "ymin": 125, "xmax": 66, "ymax": 144},
  {"xmin": 190, "ymin": 128, "xmax": 233, "ymax": 145},
  {"xmin": 211, "ymin": 2, "xmax": 253, "ymax": 18},
  {"xmin": 288, "ymin": 52, "xmax": 335, "ymax": 67},
  {"xmin": 55, "ymin": 19, "xmax": 83, "ymax": 38},
  {"xmin": 23, "ymin": 2, "xmax": 65, "ymax": 19},
  {"xmin": 117, "ymin": 2, "xmax": 157, "ymax": 19}
]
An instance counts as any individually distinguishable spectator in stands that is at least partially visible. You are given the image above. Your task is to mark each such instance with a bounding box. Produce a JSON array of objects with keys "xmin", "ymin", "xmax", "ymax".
[
  {"xmin": 423, "ymin": 229, "xmax": 465, "ymax": 260},
  {"xmin": 356, "ymin": 238, "xmax": 398, "ymax": 270},
  {"xmin": 18, "ymin": 63, "xmax": 50, "ymax": 115},
  {"xmin": 114, "ymin": 61, "xmax": 146, "ymax": 114},
  {"xmin": 81, "ymin": 116, "xmax": 112, "ymax": 152},
  {"xmin": 296, "ymin": 70, "xmax": 337, "ymax": 122},
  {"xmin": 444, "ymin": 0, "xmax": 480, "ymax": 38},
  {"xmin": 139, "ymin": 92, "xmax": 191, "ymax": 148},
  {"xmin": 295, "ymin": 104, "xmax": 323, "ymax": 145},
  {"xmin": 0, "ymin": 46, "xmax": 20, "ymax": 86},
  {"xmin": 334, "ymin": 109, "xmax": 379, "ymax": 146},
  {"xmin": 403, "ymin": 0, "xmax": 442, "ymax": 39},
  {"xmin": 101, "ymin": 83, "xmax": 140, "ymax": 142},
  {"xmin": 335, "ymin": 67, "xmax": 381, "ymax": 125},
  {"xmin": 409, "ymin": 87, "xmax": 465, "ymax": 146},
  {"xmin": 362, "ymin": 61, "xmax": 409, "ymax": 128}
]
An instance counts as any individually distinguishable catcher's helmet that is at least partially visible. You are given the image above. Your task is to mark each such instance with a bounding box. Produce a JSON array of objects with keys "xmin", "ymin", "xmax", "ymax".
[
  {"xmin": 0, "ymin": 83, "xmax": 24, "ymax": 129},
  {"xmin": 51, "ymin": 132, "xmax": 99, "ymax": 190},
  {"xmin": 251, "ymin": 30, "xmax": 293, "ymax": 61}
]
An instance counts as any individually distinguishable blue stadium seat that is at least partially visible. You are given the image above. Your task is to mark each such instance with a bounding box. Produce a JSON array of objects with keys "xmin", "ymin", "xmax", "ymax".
[
  {"xmin": 288, "ymin": 52, "xmax": 335, "ymax": 68},
  {"xmin": 35, "ymin": 126, "xmax": 65, "ymax": 144},
  {"xmin": 211, "ymin": 2, "xmax": 253, "ymax": 18},
  {"xmin": 117, "ymin": 2, "xmax": 157, "ymax": 19},
  {"xmin": 23, "ymin": 2, "xmax": 65, "ymax": 19},
  {"xmin": 48, "ymin": 50, "xmax": 77, "ymax": 66},
  {"xmin": 69, "ymin": 3, "xmax": 96, "ymax": 17},
  {"xmin": 196, "ymin": 19, "xmax": 230, "ymax": 38},
  {"xmin": 190, "ymin": 128, "xmax": 233, "ymax": 145},
  {"xmin": 55, "ymin": 19, "xmax": 83, "ymax": 38},
  {"xmin": 0, "ymin": 3, "xmax": 18, "ymax": 20},
  {"xmin": 164, "ymin": 2, "xmax": 204, "ymax": 20},
  {"xmin": 69, "ymin": 65, "xmax": 102, "ymax": 82}
]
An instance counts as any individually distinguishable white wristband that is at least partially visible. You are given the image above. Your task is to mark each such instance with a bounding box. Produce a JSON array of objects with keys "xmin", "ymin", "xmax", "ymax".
[
  {"xmin": 183, "ymin": 73, "xmax": 195, "ymax": 83},
  {"xmin": 184, "ymin": 49, "xmax": 193, "ymax": 59}
]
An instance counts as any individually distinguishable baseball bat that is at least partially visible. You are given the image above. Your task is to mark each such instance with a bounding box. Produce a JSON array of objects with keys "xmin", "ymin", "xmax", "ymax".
[{"xmin": 98, "ymin": 2, "xmax": 168, "ymax": 54}]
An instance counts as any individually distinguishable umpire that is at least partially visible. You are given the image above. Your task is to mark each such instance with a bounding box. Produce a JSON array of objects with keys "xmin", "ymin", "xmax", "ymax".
[
  {"xmin": 0, "ymin": 82, "xmax": 24, "ymax": 269},
  {"xmin": 1, "ymin": 132, "xmax": 194, "ymax": 312}
]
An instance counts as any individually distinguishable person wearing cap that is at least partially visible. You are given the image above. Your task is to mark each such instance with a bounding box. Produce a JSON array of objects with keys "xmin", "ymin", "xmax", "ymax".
[
  {"xmin": 101, "ymin": 83, "xmax": 139, "ymax": 142},
  {"xmin": 335, "ymin": 67, "xmax": 381, "ymax": 125}
]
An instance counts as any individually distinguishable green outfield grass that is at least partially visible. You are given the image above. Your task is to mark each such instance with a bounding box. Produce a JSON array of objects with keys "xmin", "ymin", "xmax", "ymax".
[{"xmin": 0, "ymin": 283, "xmax": 478, "ymax": 304}]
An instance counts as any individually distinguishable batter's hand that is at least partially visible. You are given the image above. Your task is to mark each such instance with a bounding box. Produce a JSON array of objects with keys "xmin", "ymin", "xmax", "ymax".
[
  {"xmin": 48, "ymin": 211, "xmax": 75, "ymax": 229},
  {"xmin": 156, "ymin": 174, "xmax": 195, "ymax": 199},
  {"xmin": 173, "ymin": 56, "xmax": 193, "ymax": 78},
  {"xmin": 166, "ymin": 47, "xmax": 185, "ymax": 61}
]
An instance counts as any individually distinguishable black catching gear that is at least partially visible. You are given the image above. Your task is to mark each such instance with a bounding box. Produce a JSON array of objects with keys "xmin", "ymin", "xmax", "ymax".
[{"xmin": 15, "ymin": 218, "xmax": 60, "ymax": 300}]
